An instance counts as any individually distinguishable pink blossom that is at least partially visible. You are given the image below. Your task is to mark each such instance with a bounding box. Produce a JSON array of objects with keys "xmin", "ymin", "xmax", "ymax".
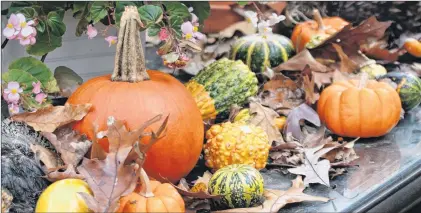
[
  {"xmin": 35, "ymin": 93, "xmax": 47, "ymax": 104},
  {"xmin": 3, "ymin": 82, "xmax": 23, "ymax": 102},
  {"xmin": 18, "ymin": 34, "xmax": 36, "ymax": 46},
  {"xmin": 3, "ymin": 14, "xmax": 20, "ymax": 39},
  {"xmin": 158, "ymin": 28, "xmax": 169, "ymax": 41},
  {"xmin": 181, "ymin": 21, "xmax": 205, "ymax": 42},
  {"xmin": 87, "ymin": 24, "xmax": 97, "ymax": 39},
  {"xmin": 104, "ymin": 36, "xmax": 117, "ymax": 47},
  {"xmin": 32, "ymin": 81, "xmax": 41, "ymax": 94},
  {"xmin": 188, "ymin": 7, "xmax": 199, "ymax": 24},
  {"xmin": 8, "ymin": 103, "xmax": 20, "ymax": 115},
  {"xmin": 16, "ymin": 13, "xmax": 35, "ymax": 37}
]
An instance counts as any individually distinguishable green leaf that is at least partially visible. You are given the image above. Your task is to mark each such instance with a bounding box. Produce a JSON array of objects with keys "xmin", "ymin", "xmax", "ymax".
[
  {"xmin": 73, "ymin": 2, "xmax": 91, "ymax": 37},
  {"xmin": 26, "ymin": 31, "xmax": 62, "ymax": 57},
  {"xmin": 169, "ymin": 16, "xmax": 183, "ymax": 38},
  {"xmin": 19, "ymin": 7, "xmax": 37, "ymax": 19},
  {"xmin": 75, "ymin": 18, "xmax": 89, "ymax": 37},
  {"xmin": 148, "ymin": 24, "xmax": 161, "ymax": 37},
  {"xmin": 182, "ymin": 2, "xmax": 211, "ymax": 24},
  {"xmin": 237, "ymin": 1, "xmax": 249, "ymax": 6},
  {"xmin": 138, "ymin": 5, "xmax": 163, "ymax": 28},
  {"xmin": 163, "ymin": 2, "xmax": 191, "ymax": 20},
  {"xmin": 9, "ymin": 57, "xmax": 60, "ymax": 93},
  {"xmin": 36, "ymin": 20, "xmax": 46, "ymax": 33},
  {"xmin": 73, "ymin": 1, "xmax": 90, "ymax": 18},
  {"xmin": 114, "ymin": 1, "xmax": 143, "ymax": 27},
  {"xmin": 47, "ymin": 11, "xmax": 66, "ymax": 37},
  {"xmin": 89, "ymin": 1, "xmax": 109, "ymax": 24},
  {"xmin": 6, "ymin": 1, "xmax": 33, "ymax": 17},
  {"xmin": 2, "ymin": 69, "xmax": 38, "ymax": 92}
]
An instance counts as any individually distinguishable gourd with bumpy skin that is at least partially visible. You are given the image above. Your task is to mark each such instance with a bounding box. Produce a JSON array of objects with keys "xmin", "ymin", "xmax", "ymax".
[
  {"xmin": 377, "ymin": 71, "xmax": 421, "ymax": 111},
  {"xmin": 208, "ymin": 164, "xmax": 264, "ymax": 209},
  {"xmin": 67, "ymin": 6, "xmax": 204, "ymax": 183},
  {"xmin": 204, "ymin": 122, "xmax": 271, "ymax": 171},
  {"xmin": 291, "ymin": 9, "xmax": 349, "ymax": 52},
  {"xmin": 317, "ymin": 76, "xmax": 402, "ymax": 138},
  {"xmin": 116, "ymin": 169, "xmax": 185, "ymax": 213},
  {"xmin": 185, "ymin": 58, "xmax": 259, "ymax": 120},
  {"xmin": 230, "ymin": 34, "xmax": 295, "ymax": 75}
]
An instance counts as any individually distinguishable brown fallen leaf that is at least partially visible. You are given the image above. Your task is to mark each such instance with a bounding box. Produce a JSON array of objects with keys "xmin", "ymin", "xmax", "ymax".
[
  {"xmin": 30, "ymin": 143, "xmax": 60, "ymax": 169},
  {"xmin": 77, "ymin": 114, "xmax": 168, "ymax": 213},
  {"xmin": 302, "ymin": 65, "xmax": 320, "ymax": 105},
  {"xmin": 322, "ymin": 138, "xmax": 360, "ymax": 165},
  {"xmin": 283, "ymin": 104, "xmax": 321, "ymax": 141},
  {"xmin": 360, "ymin": 39, "xmax": 406, "ymax": 62},
  {"xmin": 249, "ymin": 101, "xmax": 284, "ymax": 145},
  {"xmin": 11, "ymin": 103, "xmax": 92, "ymax": 132},
  {"xmin": 273, "ymin": 49, "xmax": 331, "ymax": 73},
  {"xmin": 41, "ymin": 125, "xmax": 92, "ymax": 166},
  {"xmin": 331, "ymin": 43, "xmax": 359, "ymax": 73},
  {"xmin": 330, "ymin": 168, "xmax": 346, "ymax": 179},
  {"xmin": 214, "ymin": 176, "xmax": 329, "ymax": 213},
  {"xmin": 166, "ymin": 178, "xmax": 222, "ymax": 199},
  {"xmin": 43, "ymin": 164, "xmax": 85, "ymax": 182}
]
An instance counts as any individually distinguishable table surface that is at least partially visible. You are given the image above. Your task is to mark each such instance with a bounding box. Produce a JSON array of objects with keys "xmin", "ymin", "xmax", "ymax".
[{"xmin": 144, "ymin": 46, "xmax": 421, "ymax": 213}]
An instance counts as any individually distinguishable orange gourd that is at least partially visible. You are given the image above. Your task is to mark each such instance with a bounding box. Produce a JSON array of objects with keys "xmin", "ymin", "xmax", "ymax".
[
  {"xmin": 291, "ymin": 9, "xmax": 349, "ymax": 52},
  {"xmin": 116, "ymin": 169, "xmax": 185, "ymax": 212},
  {"xmin": 403, "ymin": 38, "xmax": 421, "ymax": 58},
  {"xmin": 67, "ymin": 6, "xmax": 204, "ymax": 183},
  {"xmin": 317, "ymin": 75, "xmax": 402, "ymax": 138}
]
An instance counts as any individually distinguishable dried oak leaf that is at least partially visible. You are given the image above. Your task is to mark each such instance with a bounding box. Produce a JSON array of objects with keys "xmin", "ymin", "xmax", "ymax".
[
  {"xmin": 331, "ymin": 43, "xmax": 359, "ymax": 73},
  {"xmin": 249, "ymin": 101, "xmax": 284, "ymax": 145},
  {"xmin": 11, "ymin": 103, "xmax": 92, "ymax": 132},
  {"xmin": 302, "ymin": 65, "xmax": 320, "ymax": 105},
  {"xmin": 43, "ymin": 164, "xmax": 85, "ymax": 182},
  {"xmin": 41, "ymin": 125, "xmax": 92, "ymax": 166},
  {"xmin": 310, "ymin": 16, "xmax": 392, "ymax": 61},
  {"xmin": 214, "ymin": 176, "xmax": 329, "ymax": 213},
  {"xmin": 30, "ymin": 143, "xmax": 60, "ymax": 169},
  {"xmin": 283, "ymin": 104, "xmax": 320, "ymax": 141},
  {"xmin": 77, "ymin": 114, "xmax": 168, "ymax": 213},
  {"xmin": 360, "ymin": 39, "xmax": 405, "ymax": 62},
  {"xmin": 322, "ymin": 138, "xmax": 360, "ymax": 166},
  {"xmin": 273, "ymin": 49, "xmax": 331, "ymax": 73},
  {"xmin": 166, "ymin": 178, "xmax": 222, "ymax": 199}
]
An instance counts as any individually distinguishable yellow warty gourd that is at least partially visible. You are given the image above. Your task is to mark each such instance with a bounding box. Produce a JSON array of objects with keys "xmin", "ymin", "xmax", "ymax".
[{"xmin": 204, "ymin": 122, "xmax": 271, "ymax": 171}]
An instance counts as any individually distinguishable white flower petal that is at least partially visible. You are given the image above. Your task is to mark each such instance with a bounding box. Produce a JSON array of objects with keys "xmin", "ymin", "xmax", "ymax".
[
  {"xmin": 8, "ymin": 82, "xmax": 20, "ymax": 89},
  {"xmin": 20, "ymin": 26, "xmax": 33, "ymax": 37},
  {"xmin": 27, "ymin": 20, "xmax": 34, "ymax": 26},
  {"xmin": 8, "ymin": 93, "xmax": 20, "ymax": 102},
  {"xmin": 3, "ymin": 27, "xmax": 15, "ymax": 38},
  {"xmin": 181, "ymin": 22, "xmax": 194, "ymax": 34},
  {"xmin": 16, "ymin": 13, "xmax": 26, "ymax": 22}
]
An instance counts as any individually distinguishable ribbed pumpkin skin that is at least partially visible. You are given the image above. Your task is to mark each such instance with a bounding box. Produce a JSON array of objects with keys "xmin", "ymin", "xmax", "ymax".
[
  {"xmin": 67, "ymin": 71, "xmax": 204, "ymax": 183},
  {"xmin": 317, "ymin": 79, "xmax": 402, "ymax": 138},
  {"xmin": 185, "ymin": 58, "xmax": 259, "ymax": 120},
  {"xmin": 208, "ymin": 164, "xmax": 264, "ymax": 209},
  {"xmin": 378, "ymin": 71, "xmax": 421, "ymax": 111},
  {"xmin": 230, "ymin": 34, "xmax": 295, "ymax": 74}
]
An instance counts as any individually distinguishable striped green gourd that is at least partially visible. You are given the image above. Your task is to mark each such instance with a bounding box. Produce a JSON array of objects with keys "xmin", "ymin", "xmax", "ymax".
[
  {"xmin": 185, "ymin": 58, "xmax": 259, "ymax": 120},
  {"xmin": 208, "ymin": 164, "xmax": 264, "ymax": 209},
  {"xmin": 230, "ymin": 34, "xmax": 295, "ymax": 75},
  {"xmin": 378, "ymin": 71, "xmax": 421, "ymax": 111}
]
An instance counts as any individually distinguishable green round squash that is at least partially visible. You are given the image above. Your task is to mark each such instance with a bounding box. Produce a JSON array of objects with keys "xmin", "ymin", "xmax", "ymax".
[
  {"xmin": 377, "ymin": 71, "xmax": 421, "ymax": 111},
  {"xmin": 208, "ymin": 164, "xmax": 264, "ymax": 209},
  {"xmin": 230, "ymin": 34, "xmax": 295, "ymax": 75},
  {"xmin": 185, "ymin": 58, "xmax": 259, "ymax": 120}
]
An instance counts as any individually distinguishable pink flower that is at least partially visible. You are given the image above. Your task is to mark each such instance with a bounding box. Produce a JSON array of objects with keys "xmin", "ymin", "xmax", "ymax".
[
  {"xmin": 104, "ymin": 36, "xmax": 117, "ymax": 47},
  {"xmin": 3, "ymin": 82, "xmax": 23, "ymax": 103},
  {"xmin": 35, "ymin": 93, "xmax": 47, "ymax": 104},
  {"xmin": 87, "ymin": 24, "xmax": 97, "ymax": 39},
  {"xmin": 18, "ymin": 34, "xmax": 36, "ymax": 46},
  {"xmin": 8, "ymin": 103, "xmax": 19, "ymax": 115},
  {"xmin": 16, "ymin": 13, "xmax": 35, "ymax": 37},
  {"xmin": 181, "ymin": 21, "xmax": 205, "ymax": 42},
  {"xmin": 158, "ymin": 28, "xmax": 169, "ymax": 41},
  {"xmin": 3, "ymin": 13, "xmax": 20, "ymax": 39},
  {"xmin": 32, "ymin": 81, "xmax": 41, "ymax": 94}
]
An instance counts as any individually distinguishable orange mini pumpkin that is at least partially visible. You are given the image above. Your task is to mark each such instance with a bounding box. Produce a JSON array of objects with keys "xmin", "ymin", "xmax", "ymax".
[
  {"xmin": 317, "ymin": 76, "xmax": 402, "ymax": 138},
  {"xmin": 116, "ymin": 169, "xmax": 185, "ymax": 212},
  {"xmin": 67, "ymin": 6, "xmax": 204, "ymax": 183},
  {"xmin": 403, "ymin": 38, "xmax": 421, "ymax": 58},
  {"xmin": 291, "ymin": 9, "xmax": 349, "ymax": 52}
]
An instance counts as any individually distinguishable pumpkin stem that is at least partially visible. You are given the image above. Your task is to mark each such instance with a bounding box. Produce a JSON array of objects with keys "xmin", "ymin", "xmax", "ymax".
[
  {"xmin": 111, "ymin": 6, "xmax": 150, "ymax": 82},
  {"xmin": 313, "ymin": 9, "xmax": 325, "ymax": 30},
  {"xmin": 139, "ymin": 168, "xmax": 155, "ymax": 198},
  {"xmin": 358, "ymin": 72, "xmax": 369, "ymax": 89}
]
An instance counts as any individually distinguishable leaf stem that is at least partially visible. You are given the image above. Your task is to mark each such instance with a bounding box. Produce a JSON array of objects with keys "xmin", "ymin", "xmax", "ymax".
[
  {"xmin": 1, "ymin": 39, "xmax": 9, "ymax": 49},
  {"xmin": 251, "ymin": 2, "xmax": 267, "ymax": 20},
  {"xmin": 41, "ymin": 53, "xmax": 48, "ymax": 62}
]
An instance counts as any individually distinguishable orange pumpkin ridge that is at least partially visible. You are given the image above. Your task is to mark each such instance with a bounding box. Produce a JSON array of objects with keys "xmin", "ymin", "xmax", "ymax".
[
  {"xmin": 317, "ymin": 74, "xmax": 402, "ymax": 138},
  {"xmin": 116, "ymin": 168, "xmax": 185, "ymax": 213},
  {"xmin": 291, "ymin": 9, "xmax": 349, "ymax": 52},
  {"xmin": 67, "ymin": 6, "xmax": 204, "ymax": 183}
]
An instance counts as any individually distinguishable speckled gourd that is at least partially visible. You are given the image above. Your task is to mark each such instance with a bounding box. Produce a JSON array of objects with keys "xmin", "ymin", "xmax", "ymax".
[{"xmin": 185, "ymin": 58, "xmax": 259, "ymax": 120}]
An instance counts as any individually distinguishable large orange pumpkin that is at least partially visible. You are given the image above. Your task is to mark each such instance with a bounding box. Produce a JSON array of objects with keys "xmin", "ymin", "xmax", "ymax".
[
  {"xmin": 317, "ymin": 77, "xmax": 402, "ymax": 138},
  {"xmin": 116, "ymin": 169, "xmax": 185, "ymax": 212},
  {"xmin": 67, "ymin": 6, "xmax": 204, "ymax": 183},
  {"xmin": 291, "ymin": 9, "xmax": 349, "ymax": 52}
]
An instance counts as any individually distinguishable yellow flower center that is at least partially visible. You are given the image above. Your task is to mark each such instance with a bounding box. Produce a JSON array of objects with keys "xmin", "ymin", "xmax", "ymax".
[
  {"xmin": 246, "ymin": 17, "xmax": 251, "ymax": 23},
  {"xmin": 20, "ymin": 22, "xmax": 27, "ymax": 28},
  {"xmin": 185, "ymin": 33, "xmax": 193, "ymax": 40},
  {"xmin": 111, "ymin": 40, "xmax": 116, "ymax": 45},
  {"xmin": 7, "ymin": 23, "xmax": 13, "ymax": 28},
  {"xmin": 193, "ymin": 26, "xmax": 198, "ymax": 32},
  {"xmin": 11, "ymin": 88, "xmax": 18, "ymax": 94}
]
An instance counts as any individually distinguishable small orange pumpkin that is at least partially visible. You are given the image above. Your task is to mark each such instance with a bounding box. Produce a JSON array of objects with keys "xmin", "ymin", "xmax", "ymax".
[
  {"xmin": 317, "ymin": 75, "xmax": 402, "ymax": 138},
  {"xmin": 403, "ymin": 38, "xmax": 421, "ymax": 58},
  {"xmin": 67, "ymin": 7, "xmax": 204, "ymax": 183},
  {"xmin": 291, "ymin": 9, "xmax": 349, "ymax": 52},
  {"xmin": 116, "ymin": 169, "xmax": 185, "ymax": 212}
]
